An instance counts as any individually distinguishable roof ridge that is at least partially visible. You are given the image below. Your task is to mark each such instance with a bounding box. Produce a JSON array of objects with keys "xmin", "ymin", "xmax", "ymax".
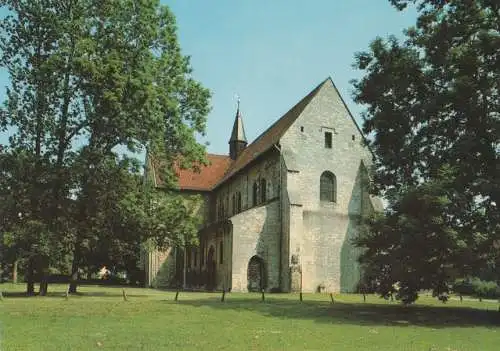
[
  {"xmin": 245, "ymin": 77, "xmax": 328, "ymax": 148},
  {"xmin": 212, "ymin": 77, "xmax": 329, "ymax": 189},
  {"xmin": 327, "ymin": 77, "xmax": 375, "ymax": 160},
  {"xmin": 206, "ymin": 153, "xmax": 230, "ymax": 158}
]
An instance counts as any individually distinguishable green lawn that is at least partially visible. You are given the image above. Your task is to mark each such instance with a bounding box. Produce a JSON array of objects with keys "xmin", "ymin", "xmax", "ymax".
[{"xmin": 0, "ymin": 284, "xmax": 499, "ymax": 351}]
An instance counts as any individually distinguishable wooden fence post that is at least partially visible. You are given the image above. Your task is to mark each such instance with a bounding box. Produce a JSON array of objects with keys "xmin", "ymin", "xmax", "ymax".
[
  {"xmin": 65, "ymin": 285, "xmax": 71, "ymax": 300},
  {"xmin": 299, "ymin": 264, "xmax": 303, "ymax": 302},
  {"xmin": 221, "ymin": 282, "xmax": 226, "ymax": 302}
]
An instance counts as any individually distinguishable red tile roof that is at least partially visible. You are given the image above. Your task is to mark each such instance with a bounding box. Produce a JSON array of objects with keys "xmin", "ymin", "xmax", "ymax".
[
  {"xmin": 212, "ymin": 78, "xmax": 327, "ymax": 188},
  {"xmin": 150, "ymin": 78, "xmax": 328, "ymax": 192},
  {"xmin": 149, "ymin": 153, "xmax": 232, "ymax": 191},
  {"xmin": 169, "ymin": 154, "xmax": 232, "ymax": 191}
]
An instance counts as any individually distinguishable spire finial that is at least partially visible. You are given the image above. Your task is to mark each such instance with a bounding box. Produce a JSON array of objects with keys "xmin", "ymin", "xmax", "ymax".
[{"xmin": 235, "ymin": 93, "xmax": 240, "ymax": 112}]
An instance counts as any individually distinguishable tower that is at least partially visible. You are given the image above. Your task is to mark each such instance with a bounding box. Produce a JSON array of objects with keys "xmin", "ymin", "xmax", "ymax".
[{"xmin": 229, "ymin": 98, "xmax": 247, "ymax": 160}]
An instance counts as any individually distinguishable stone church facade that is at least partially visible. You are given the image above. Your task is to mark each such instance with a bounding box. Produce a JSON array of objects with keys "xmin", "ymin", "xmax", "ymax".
[{"xmin": 144, "ymin": 77, "xmax": 383, "ymax": 293}]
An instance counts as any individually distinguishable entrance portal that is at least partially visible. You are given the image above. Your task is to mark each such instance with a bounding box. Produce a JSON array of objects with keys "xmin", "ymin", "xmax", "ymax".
[{"xmin": 247, "ymin": 255, "xmax": 265, "ymax": 292}]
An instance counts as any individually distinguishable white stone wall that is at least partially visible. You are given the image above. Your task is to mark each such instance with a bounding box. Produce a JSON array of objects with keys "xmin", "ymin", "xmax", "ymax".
[
  {"xmin": 230, "ymin": 200, "xmax": 281, "ymax": 292},
  {"xmin": 213, "ymin": 152, "xmax": 280, "ymax": 221},
  {"xmin": 279, "ymin": 156, "xmax": 291, "ymax": 292},
  {"xmin": 145, "ymin": 246, "xmax": 175, "ymax": 288},
  {"xmin": 280, "ymin": 79, "xmax": 374, "ymax": 292}
]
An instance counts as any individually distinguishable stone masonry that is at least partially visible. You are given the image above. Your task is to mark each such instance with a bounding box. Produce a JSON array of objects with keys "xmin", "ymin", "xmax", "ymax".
[{"xmin": 143, "ymin": 77, "xmax": 382, "ymax": 293}]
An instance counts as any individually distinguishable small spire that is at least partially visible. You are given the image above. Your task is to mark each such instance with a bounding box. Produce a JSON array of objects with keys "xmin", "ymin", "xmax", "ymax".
[
  {"xmin": 229, "ymin": 95, "xmax": 247, "ymax": 160},
  {"xmin": 230, "ymin": 95, "xmax": 246, "ymax": 142}
]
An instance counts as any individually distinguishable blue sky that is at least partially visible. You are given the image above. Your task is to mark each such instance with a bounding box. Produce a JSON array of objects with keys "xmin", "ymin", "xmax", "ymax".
[{"xmin": 0, "ymin": 1, "xmax": 418, "ymax": 155}]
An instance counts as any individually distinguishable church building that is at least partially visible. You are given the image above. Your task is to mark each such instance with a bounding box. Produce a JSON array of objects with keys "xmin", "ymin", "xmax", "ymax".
[{"xmin": 144, "ymin": 77, "xmax": 383, "ymax": 293}]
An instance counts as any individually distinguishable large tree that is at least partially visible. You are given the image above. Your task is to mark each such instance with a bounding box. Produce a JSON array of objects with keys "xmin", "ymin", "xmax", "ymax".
[
  {"xmin": 0, "ymin": 0, "xmax": 210, "ymax": 294},
  {"xmin": 352, "ymin": 0, "xmax": 499, "ymax": 303}
]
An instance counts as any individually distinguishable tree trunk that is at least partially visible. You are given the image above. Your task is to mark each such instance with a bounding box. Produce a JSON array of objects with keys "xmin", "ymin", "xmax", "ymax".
[
  {"xmin": 39, "ymin": 279, "xmax": 48, "ymax": 296},
  {"xmin": 68, "ymin": 246, "xmax": 80, "ymax": 294},
  {"xmin": 12, "ymin": 259, "xmax": 18, "ymax": 283},
  {"xmin": 39, "ymin": 257, "xmax": 49, "ymax": 296},
  {"xmin": 26, "ymin": 258, "xmax": 35, "ymax": 296}
]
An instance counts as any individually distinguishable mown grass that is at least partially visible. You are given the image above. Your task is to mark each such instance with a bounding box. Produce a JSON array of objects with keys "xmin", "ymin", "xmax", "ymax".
[{"xmin": 0, "ymin": 283, "xmax": 499, "ymax": 350}]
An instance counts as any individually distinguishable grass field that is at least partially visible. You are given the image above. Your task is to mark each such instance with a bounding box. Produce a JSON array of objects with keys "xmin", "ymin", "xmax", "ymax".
[{"xmin": 0, "ymin": 284, "xmax": 499, "ymax": 351}]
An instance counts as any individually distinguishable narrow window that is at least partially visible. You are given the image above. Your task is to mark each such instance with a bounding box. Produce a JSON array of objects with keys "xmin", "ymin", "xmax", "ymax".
[
  {"xmin": 232, "ymin": 194, "xmax": 236, "ymax": 214},
  {"xmin": 320, "ymin": 171, "xmax": 337, "ymax": 202},
  {"xmin": 300, "ymin": 126, "xmax": 304, "ymax": 132},
  {"xmin": 352, "ymin": 134, "xmax": 355, "ymax": 141},
  {"xmin": 237, "ymin": 192, "xmax": 242, "ymax": 212},
  {"xmin": 260, "ymin": 178, "xmax": 267, "ymax": 203},
  {"xmin": 219, "ymin": 241, "xmax": 223, "ymax": 264},
  {"xmin": 252, "ymin": 182, "xmax": 258, "ymax": 206},
  {"xmin": 325, "ymin": 132, "xmax": 332, "ymax": 148}
]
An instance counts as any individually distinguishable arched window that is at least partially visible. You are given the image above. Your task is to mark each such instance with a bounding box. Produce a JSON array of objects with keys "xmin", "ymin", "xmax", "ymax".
[
  {"xmin": 237, "ymin": 192, "xmax": 242, "ymax": 212},
  {"xmin": 320, "ymin": 171, "xmax": 337, "ymax": 202},
  {"xmin": 252, "ymin": 182, "xmax": 258, "ymax": 206},
  {"xmin": 260, "ymin": 178, "xmax": 267, "ymax": 203}
]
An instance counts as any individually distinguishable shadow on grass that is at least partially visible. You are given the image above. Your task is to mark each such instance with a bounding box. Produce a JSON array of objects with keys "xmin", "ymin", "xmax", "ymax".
[
  {"xmin": 1, "ymin": 285, "xmax": 151, "ymax": 299},
  {"xmin": 170, "ymin": 295, "xmax": 500, "ymax": 328}
]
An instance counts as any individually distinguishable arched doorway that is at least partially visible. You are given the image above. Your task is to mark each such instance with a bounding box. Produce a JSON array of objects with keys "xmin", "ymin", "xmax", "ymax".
[
  {"xmin": 247, "ymin": 256, "xmax": 265, "ymax": 292},
  {"xmin": 207, "ymin": 246, "xmax": 216, "ymax": 290}
]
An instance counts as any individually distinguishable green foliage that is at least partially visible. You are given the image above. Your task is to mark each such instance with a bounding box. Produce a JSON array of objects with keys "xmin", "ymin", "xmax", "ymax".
[
  {"xmin": 353, "ymin": 0, "xmax": 500, "ymax": 303},
  {"xmin": 0, "ymin": 0, "xmax": 210, "ymax": 291},
  {"xmin": 357, "ymin": 167, "xmax": 467, "ymax": 304},
  {"xmin": 454, "ymin": 278, "xmax": 500, "ymax": 300}
]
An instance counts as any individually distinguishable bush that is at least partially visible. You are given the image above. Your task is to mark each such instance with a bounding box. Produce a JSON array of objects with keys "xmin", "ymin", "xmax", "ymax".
[{"xmin": 453, "ymin": 278, "xmax": 500, "ymax": 300}]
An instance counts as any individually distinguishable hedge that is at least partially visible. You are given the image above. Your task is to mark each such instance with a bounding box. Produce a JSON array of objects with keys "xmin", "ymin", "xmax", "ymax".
[{"xmin": 453, "ymin": 278, "xmax": 500, "ymax": 300}]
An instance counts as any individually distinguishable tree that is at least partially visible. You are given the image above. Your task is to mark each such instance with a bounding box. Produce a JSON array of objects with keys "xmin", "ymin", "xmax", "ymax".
[
  {"xmin": 0, "ymin": 147, "xmax": 61, "ymax": 294},
  {"xmin": 352, "ymin": 0, "xmax": 499, "ymax": 303},
  {"xmin": 0, "ymin": 0, "xmax": 210, "ymax": 294}
]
